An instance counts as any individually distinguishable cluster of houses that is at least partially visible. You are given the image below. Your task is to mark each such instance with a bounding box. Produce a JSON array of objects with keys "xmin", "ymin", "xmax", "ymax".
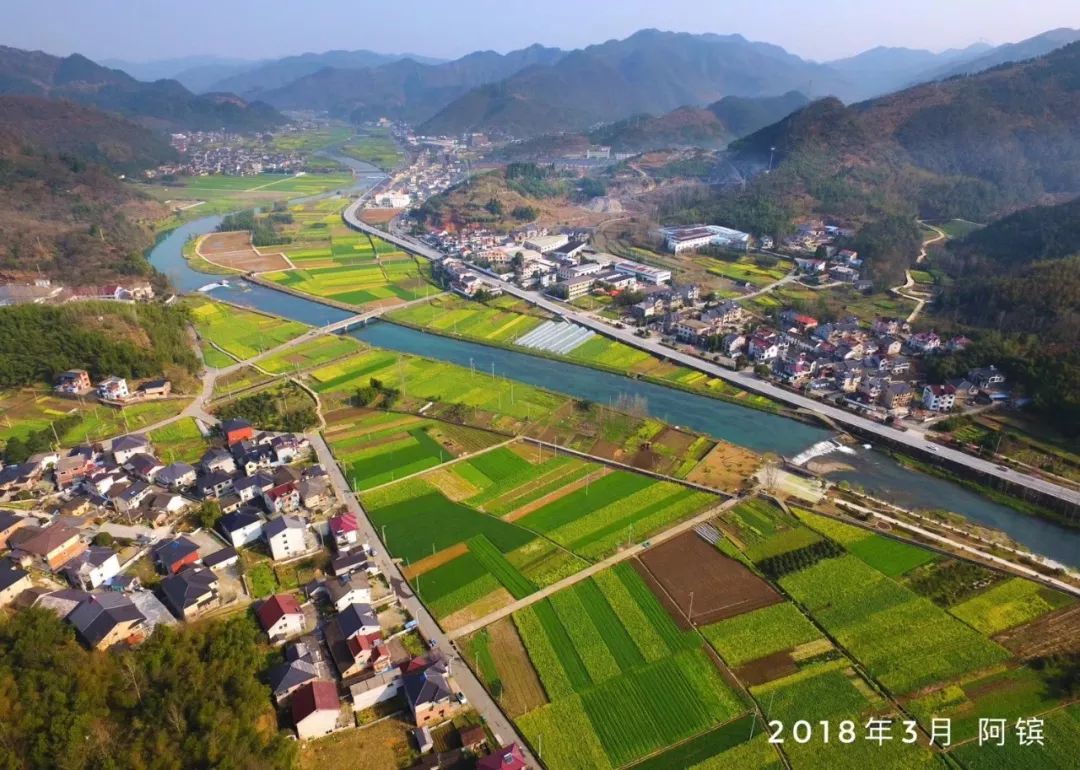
[
  {"xmin": 0, "ymin": 279, "xmax": 155, "ymax": 308},
  {"xmin": 718, "ymin": 311, "xmax": 1006, "ymax": 418},
  {"xmin": 54, "ymin": 369, "xmax": 172, "ymax": 404},
  {"xmin": 0, "ymin": 418, "xmax": 333, "ymax": 646},
  {"xmin": 151, "ymin": 130, "xmax": 306, "ymax": 178}
]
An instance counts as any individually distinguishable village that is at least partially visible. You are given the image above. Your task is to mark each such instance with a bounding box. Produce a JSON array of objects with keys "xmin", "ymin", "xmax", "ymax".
[
  {"xmin": 0, "ymin": 408, "xmax": 520, "ymax": 768},
  {"xmin": 421, "ymin": 221, "xmax": 1013, "ymax": 430}
]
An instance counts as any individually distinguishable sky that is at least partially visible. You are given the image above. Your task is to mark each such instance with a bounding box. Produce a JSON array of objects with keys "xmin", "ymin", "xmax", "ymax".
[{"xmin": 3, "ymin": 0, "xmax": 1077, "ymax": 63}]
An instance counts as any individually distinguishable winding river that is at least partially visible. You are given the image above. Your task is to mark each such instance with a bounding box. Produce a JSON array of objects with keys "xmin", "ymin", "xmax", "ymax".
[{"xmin": 148, "ymin": 158, "xmax": 1080, "ymax": 567}]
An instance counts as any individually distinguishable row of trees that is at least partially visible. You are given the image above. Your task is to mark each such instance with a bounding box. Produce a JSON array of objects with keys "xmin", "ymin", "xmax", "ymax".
[{"xmin": 215, "ymin": 384, "xmax": 318, "ymax": 433}]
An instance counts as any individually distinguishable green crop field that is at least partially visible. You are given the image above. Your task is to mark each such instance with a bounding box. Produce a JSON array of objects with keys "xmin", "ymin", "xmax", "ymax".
[
  {"xmin": 144, "ymin": 172, "xmax": 355, "ymax": 222},
  {"xmin": 264, "ymin": 232, "xmax": 434, "ymax": 309},
  {"xmin": 187, "ymin": 297, "xmax": 308, "ymax": 361},
  {"xmin": 700, "ymin": 254, "xmax": 792, "ymax": 288},
  {"xmin": 516, "ymin": 471, "xmax": 717, "ymax": 559},
  {"xmin": 701, "ymin": 602, "xmax": 823, "ymax": 666},
  {"xmin": 908, "ymin": 666, "xmax": 1072, "ymax": 747},
  {"xmin": 388, "ymin": 295, "xmax": 546, "ymax": 343},
  {"xmin": 780, "ymin": 556, "xmax": 1009, "ymax": 694},
  {"xmin": 628, "ymin": 716, "xmax": 780, "ymax": 770},
  {"xmin": 751, "ymin": 661, "xmax": 940, "ymax": 770},
  {"xmin": 948, "ymin": 578, "xmax": 1074, "ymax": 635},
  {"xmin": 415, "ymin": 552, "xmax": 501, "ymax": 618},
  {"xmin": 148, "ymin": 418, "xmax": 208, "ymax": 464},
  {"xmin": 467, "ymin": 535, "xmax": 537, "ymax": 599},
  {"xmin": 951, "ymin": 702, "xmax": 1080, "ymax": 769},
  {"xmin": 258, "ymin": 335, "xmax": 362, "ymax": 374},
  {"xmin": 794, "ymin": 508, "xmax": 935, "ymax": 576},
  {"xmin": 512, "ymin": 563, "xmax": 746, "ymax": 770},
  {"xmin": 341, "ymin": 127, "xmax": 403, "ymax": 170}
]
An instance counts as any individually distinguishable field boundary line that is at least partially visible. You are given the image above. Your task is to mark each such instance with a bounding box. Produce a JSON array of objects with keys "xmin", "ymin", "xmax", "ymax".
[{"xmin": 446, "ymin": 498, "xmax": 740, "ymax": 640}]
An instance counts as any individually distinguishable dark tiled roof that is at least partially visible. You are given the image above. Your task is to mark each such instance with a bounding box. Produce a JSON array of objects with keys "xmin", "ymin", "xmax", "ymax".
[
  {"xmin": 67, "ymin": 593, "xmax": 144, "ymax": 647},
  {"xmin": 152, "ymin": 536, "xmax": 199, "ymax": 567},
  {"xmin": 160, "ymin": 567, "xmax": 218, "ymax": 614},
  {"xmin": 268, "ymin": 658, "xmax": 317, "ymax": 698}
]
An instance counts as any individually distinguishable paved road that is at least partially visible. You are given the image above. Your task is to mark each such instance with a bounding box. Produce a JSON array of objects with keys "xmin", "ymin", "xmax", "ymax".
[
  {"xmin": 449, "ymin": 497, "xmax": 741, "ymax": 640},
  {"xmin": 342, "ymin": 201, "xmax": 1080, "ymax": 510},
  {"xmin": 307, "ymin": 432, "xmax": 537, "ymax": 763}
]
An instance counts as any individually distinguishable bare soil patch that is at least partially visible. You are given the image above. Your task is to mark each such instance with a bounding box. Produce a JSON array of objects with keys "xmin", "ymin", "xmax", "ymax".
[
  {"xmin": 638, "ymin": 531, "xmax": 782, "ymax": 626},
  {"xmin": 734, "ymin": 651, "xmax": 799, "ymax": 686},
  {"xmin": 359, "ymin": 208, "xmax": 402, "ymax": 225},
  {"xmin": 199, "ymin": 231, "xmax": 291, "ymax": 272},
  {"xmin": 686, "ymin": 440, "xmax": 761, "ymax": 493},
  {"xmin": 402, "ymin": 543, "xmax": 468, "ymax": 580},
  {"xmin": 503, "ymin": 468, "xmax": 611, "ymax": 522},
  {"xmin": 996, "ymin": 604, "xmax": 1080, "ymax": 659},
  {"xmin": 488, "ymin": 617, "xmax": 549, "ymax": 716}
]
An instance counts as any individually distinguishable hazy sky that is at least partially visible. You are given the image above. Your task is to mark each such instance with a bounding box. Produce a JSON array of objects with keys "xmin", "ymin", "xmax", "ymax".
[{"xmin": 4, "ymin": 0, "xmax": 1078, "ymax": 63}]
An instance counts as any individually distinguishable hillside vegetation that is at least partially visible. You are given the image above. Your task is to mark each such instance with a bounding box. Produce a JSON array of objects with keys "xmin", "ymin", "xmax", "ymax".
[
  {"xmin": 0, "ymin": 96, "xmax": 174, "ymax": 281},
  {"xmin": 0, "ymin": 302, "xmax": 199, "ymax": 390}
]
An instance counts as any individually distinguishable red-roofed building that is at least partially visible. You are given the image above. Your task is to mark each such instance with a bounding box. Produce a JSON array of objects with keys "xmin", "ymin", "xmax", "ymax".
[
  {"xmin": 329, "ymin": 513, "xmax": 359, "ymax": 550},
  {"xmin": 256, "ymin": 593, "xmax": 305, "ymax": 643},
  {"xmin": 220, "ymin": 419, "xmax": 254, "ymax": 447},
  {"xmin": 477, "ymin": 744, "xmax": 528, "ymax": 770},
  {"xmin": 291, "ymin": 680, "xmax": 341, "ymax": 740}
]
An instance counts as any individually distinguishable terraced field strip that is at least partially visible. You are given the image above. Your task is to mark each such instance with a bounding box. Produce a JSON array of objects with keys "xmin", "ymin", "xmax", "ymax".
[{"xmin": 467, "ymin": 535, "xmax": 538, "ymax": 599}]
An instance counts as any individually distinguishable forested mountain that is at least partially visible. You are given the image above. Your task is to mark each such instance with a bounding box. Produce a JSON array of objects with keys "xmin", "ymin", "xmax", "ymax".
[
  {"xmin": 206, "ymin": 48, "xmax": 446, "ymax": 96},
  {"xmin": 259, "ymin": 44, "xmax": 565, "ymax": 121},
  {"xmin": 501, "ymin": 91, "xmax": 811, "ymax": 159},
  {"xmin": 823, "ymin": 43, "xmax": 992, "ymax": 100},
  {"xmin": 100, "ymin": 54, "xmax": 256, "ymax": 91},
  {"xmin": 943, "ymin": 197, "xmax": 1080, "ymax": 272},
  {"xmin": 0, "ymin": 96, "xmax": 175, "ymax": 281},
  {"xmin": 418, "ymin": 30, "xmax": 849, "ymax": 136},
  {"xmin": 0, "ymin": 45, "xmax": 285, "ymax": 131},
  {"xmin": 726, "ymin": 42, "xmax": 1080, "ymax": 238}
]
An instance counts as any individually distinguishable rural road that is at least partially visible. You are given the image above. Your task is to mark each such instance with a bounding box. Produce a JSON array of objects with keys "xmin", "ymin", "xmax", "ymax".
[
  {"xmin": 342, "ymin": 199, "xmax": 1080, "ymax": 511},
  {"xmin": 308, "ymin": 432, "xmax": 538, "ymax": 764},
  {"xmin": 448, "ymin": 497, "xmax": 741, "ymax": 640},
  {"xmin": 891, "ymin": 223, "xmax": 946, "ymax": 323}
]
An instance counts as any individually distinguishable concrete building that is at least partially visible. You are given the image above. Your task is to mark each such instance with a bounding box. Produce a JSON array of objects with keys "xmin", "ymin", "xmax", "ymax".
[
  {"xmin": 266, "ymin": 515, "xmax": 308, "ymax": 561},
  {"xmin": 291, "ymin": 680, "xmax": 341, "ymax": 740},
  {"xmin": 257, "ymin": 594, "xmax": 306, "ymax": 644}
]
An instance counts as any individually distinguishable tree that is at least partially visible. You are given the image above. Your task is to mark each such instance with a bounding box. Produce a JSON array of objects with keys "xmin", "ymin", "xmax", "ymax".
[
  {"xmin": 92, "ymin": 532, "xmax": 114, "ymax": 547},
  {"xmin": 196, "ymin": 501, "xmax": 221, "ymax": 530}
]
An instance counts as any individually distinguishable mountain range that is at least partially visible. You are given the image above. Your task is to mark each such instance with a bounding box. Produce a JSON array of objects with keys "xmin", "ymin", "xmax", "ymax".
[{"xmin": 0, "ymin": 46, "xmax": 284, "ymax": 132}]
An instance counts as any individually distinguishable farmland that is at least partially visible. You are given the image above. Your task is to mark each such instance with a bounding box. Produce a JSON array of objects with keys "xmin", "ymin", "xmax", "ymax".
[
  {"xmin": 354, "ymin": 437, "xmax": 717, "ymax": 625},
  {"xmin": 259, "ymin": 335, "xmax": 363, "ymax": 374},
  {"xmin": 751, "ymin": 660, "xmax": 940, "ymax": 770},
  {"xmin": 779, "ymin": 555, "xmax": 1009, "ymax": 694},
  {"xmin": 793, "ymin": 508, "xmax": 936, "ymax": 576},
  {"xmin": 701, "ymin": 602, "xmax": 824, "ymax": 667},
  {"xmin": 0, "ymin": 388, "xmax": 192, "ymax": 448},
  {"xmin": 264, "ymin": 230, "xmax": 434, "ymax": 309},
  {"xmin": 383, "ymin": 294, "xmax": 780, "ymax": 414},
  {"xmin": 187, "ymin": 297, "xmax": 308, "ymax": 362},
  {"xmin": 144, "ymin": 171, "xmax": 355, "ymax": 222},
  {"xmin": 147, "ymin": 418, "xmax": 208, "ymax": 464},
  {"xmin": 307, "ymin": 344, "xmax": 723, "ymax": 476},
  {"xmin": 948, "ymin": 578, "xmax": 1073, "ymax": 635},
  {"xmin": 323, "ymin": 407, "xmax": 504, "ymax": 489},
  {"xmin": 340, "ymin": 126, "xmax": 403, "ymax": 170},
  {"xmin": 509, "ymin": 563, "xmax": 748, "ymax": 770}
]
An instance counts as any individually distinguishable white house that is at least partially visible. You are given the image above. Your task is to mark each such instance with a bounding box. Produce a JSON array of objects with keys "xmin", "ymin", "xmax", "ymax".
[
  {"xmin": 62, "ymin": 547, "xmax": 120, "ymax": 590},
  {"xmin": 923, "ymin": 384, "xmax": 956, "ymax": 412},
  {"xmin": 350, "ymin": 669, "xmax": 403, "ymax": 711},
  {"xmin": 325, "ymin": 573, "xmax": 371, "ymax": 613},
  {"xmin": 97, "ymin": 376, "xmax": 129, "ymax": 401},
  {"xmin": 256, "ymin": 594, "xmax": 306, "ymax": 644},
  {"xmin": 266, "ymin": 516, "xmax": 307, "ymax": 561},
  {"xmin": 216, "ymin": 509, "xmax": 264, "ymax": 548},
  {"xmin": 292, "ymin": 680, "xmax": 341, "ymax": 740}
]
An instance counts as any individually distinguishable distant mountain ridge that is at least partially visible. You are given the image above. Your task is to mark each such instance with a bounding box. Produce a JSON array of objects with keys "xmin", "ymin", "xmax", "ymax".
[
  {"xmin": 824, "ymin": 43, "xmax": 992, "ymax": 99},
  {"xmin": 259, "ymin": 44, "xmax": 566, "ymax": 122},
  {"xmin": 205, "ymin": 49, "xmax": 447, "ymax": 96},
  {"xmin": 0, "ymin": 45, "xmax": 285, "ymax": 132},
  {"xmin": 418, "ymin": 30, "xmax": 850, "ymax": 136}
]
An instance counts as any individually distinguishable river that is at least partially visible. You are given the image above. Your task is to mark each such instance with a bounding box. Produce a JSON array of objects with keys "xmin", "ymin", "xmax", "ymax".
[{"xmin": 147, "ymin": 159, "xmax": 1080, "ymax": 568}]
